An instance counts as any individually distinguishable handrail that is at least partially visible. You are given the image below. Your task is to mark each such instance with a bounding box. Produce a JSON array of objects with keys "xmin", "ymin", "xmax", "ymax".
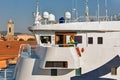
[
  {"xmin": 0, "ymin": 68, "xmax": 14, "ymax": 80},
  {"xmin": 55, "ymin": 44, "xmax": 75, "ymax": 47},
  {"xmin": 41, "ymin": 43, "xmax": 77, "ymax": 47},
  {"xmin": 38, "ymin": 15, "xmax": 119, "ymax": 25}
]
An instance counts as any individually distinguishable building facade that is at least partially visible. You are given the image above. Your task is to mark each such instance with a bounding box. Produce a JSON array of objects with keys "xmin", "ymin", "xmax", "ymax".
[{"xmin": 0, "ymin": 19, "xmax": 36, "ymax": 41}]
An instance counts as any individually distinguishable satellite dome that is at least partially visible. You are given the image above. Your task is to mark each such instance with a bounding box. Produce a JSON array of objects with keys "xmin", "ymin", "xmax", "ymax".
[
  {"xmin": 49, "ymin": 14, "xmax": 55, "ymax": 21},
  {"xmin": 43, "ymin": 12, "xmax": 49, "ymax": 19},
  {"xmin": 65, "ymin": 12, "xmax": 71, "ymax": 19}
]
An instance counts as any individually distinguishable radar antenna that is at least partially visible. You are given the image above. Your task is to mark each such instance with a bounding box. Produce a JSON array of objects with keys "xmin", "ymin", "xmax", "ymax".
[{"xmin": 34, "ymin": 0, "xmax": 42, "ymax": 25}]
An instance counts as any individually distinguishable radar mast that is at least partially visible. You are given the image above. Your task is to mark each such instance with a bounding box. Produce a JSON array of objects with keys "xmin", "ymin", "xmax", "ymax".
[
  {"xmin": 34, "ymin": 0, "xmax": 42, "ymax": 25},
  {"xmin": 36, "ymin": 0, "xmax": 39, "ymax": 16}
]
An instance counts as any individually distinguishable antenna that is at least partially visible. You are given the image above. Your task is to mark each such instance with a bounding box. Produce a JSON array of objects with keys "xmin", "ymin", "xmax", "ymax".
[
  {"xmin": 34, "ymin": 0, "xmax": 42, "ymax": 25},
  {"xmin": 97, "ymin": 0, "xmax": 100, "ymax": 21},
  {"xmin": 72, "ymin": 0, "xmax": 78, "ymax": 21},
  {"xmin": 105, "ymin": 0, "xmax": 108, "ymax": 21},
  {"xmin": 36, "ymin": 0, "xmax": 39, "ymax": 16},
  {"xmin": 85, "ymin": 0, "xmax": 89, "ymax": 21}
]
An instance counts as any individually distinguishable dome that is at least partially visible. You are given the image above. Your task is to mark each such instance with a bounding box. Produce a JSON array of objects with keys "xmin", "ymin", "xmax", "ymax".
[
  {"xmin": 8, "ymin": 19, "xmax": 14, "ymax": 24},
  {"xmin": 65, "ymin": 12, "xmax": 71, "ymax": 19},
  {"xmin": 43, "ymin": 12, "xmax": 49, "ymax": 19},
  {"xmin": 49, "ymin": 14, "xmax": 55, "ymax": 21}
]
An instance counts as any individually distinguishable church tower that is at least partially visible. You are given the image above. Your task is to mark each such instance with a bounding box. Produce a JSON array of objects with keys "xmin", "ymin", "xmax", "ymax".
[
  {"xmin": 7, "ymin": 19, "xmax": 14, "ymax": 36},
  {"xmin": 5, "ymin": 19, "xmax": 16, "ymax": 41}
]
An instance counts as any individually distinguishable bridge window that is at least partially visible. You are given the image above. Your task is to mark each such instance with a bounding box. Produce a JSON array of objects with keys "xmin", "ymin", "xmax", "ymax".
[
  {"xmin": 111, "ymin": 67, "xmax": 117, "ymax": 75},
  {"xmin": 40, "ymin": 36, "xmax": 51, "ymax": 44},
  {"xmin": 45, "ymin": 61, "xmax": 68, "ymax": 68},
  {"xmin": 97, "ymin": 37, "xmax": 103, "ymax": 44},
  {"xmin": 88, "ymin": 37, "xmax": 93, "ymax": 44},
  {"xmin": 74, "ymin": 36, "xmax": 82, "ymax": 43}
]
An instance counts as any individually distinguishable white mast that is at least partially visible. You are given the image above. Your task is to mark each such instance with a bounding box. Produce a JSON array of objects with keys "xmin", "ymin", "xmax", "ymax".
[
  {"xmin": 72, "ymin": 0, "xmax": 78, "ymax": 21},
  {"xmin": 97, "ymin": 0, "xmax": 100, "ymax": 21},
  {"xmin": 34, "ymin": 0, "xmax": 42, "ymax": 25},
  {"xmin": 85, "ymin": 0, "xmax": 89, "ymax": 21},
  {"xmin": 105, "ymin": 0, "xmax": 108, "ymax": 21},
  {"xmin": 36, "ymin": 0, "xmax": 39, "ymax": 16}
]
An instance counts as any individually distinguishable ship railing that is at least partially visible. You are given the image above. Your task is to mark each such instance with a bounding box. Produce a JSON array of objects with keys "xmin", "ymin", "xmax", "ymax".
[
  {"xmin": 54, "ymin": 44, "xmax": 76, "ymax": 47},
  {"xmin": 0, "ymin": 69, "xmax": 14, "ymax": 80},
  {"xmin": 54, "ymin": 42, "xmax": 78, "ymax": 47},
  {"xmin": 40, "ymin": 43, "xmax": 78, "ymax": 47},
  {"xmin": 38, "ymin": 15, "xmax": 119, "ymax": 25}
]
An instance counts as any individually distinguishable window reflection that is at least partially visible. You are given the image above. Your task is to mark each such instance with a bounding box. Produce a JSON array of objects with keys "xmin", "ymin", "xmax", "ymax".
[{"xmin": 40, "ymin": 36, "xmax": 51, "ymax": 44}]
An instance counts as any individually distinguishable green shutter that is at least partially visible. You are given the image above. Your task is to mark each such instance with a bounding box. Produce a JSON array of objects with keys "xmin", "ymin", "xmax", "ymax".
[
  {"xmin": 76, "ymin": 68, "xmax": 81, "ymax": 76},
  {"xmin": 51, "ymin": 69, "xmax": 57, "ymax": 76}
]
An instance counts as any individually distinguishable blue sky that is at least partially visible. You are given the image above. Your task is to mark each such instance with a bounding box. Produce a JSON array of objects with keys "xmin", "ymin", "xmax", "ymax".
[{"xmin": 0, "ymin": 0, "xmax": 120, "ymax": 33}]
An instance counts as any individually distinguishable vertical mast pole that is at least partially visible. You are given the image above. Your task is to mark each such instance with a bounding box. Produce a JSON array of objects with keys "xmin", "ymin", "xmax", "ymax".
[
  {"xmin": 105, "ymin": 0, "xmax": 108, "ymax": 21},
  {"xmin": 34, "ymin": 0, "xmax": 40, "ymax": 25},
  {"xmin": 72, "ymin": 0, "xmax": 78, "ymax": 21},
  {"xmin": 97, "ymin": 0, "xmax": 100, "ymax": 21},
  {"xmin": 85, "ymin": 0, "xmax": 89, "ymax": 21},
  {"xmin": 36, "ymin": 0, "xmax": 39, "ymax": 17}
]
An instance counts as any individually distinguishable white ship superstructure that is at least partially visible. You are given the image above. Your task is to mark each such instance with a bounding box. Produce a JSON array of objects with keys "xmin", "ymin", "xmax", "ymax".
[{"xmin": 14, "ymin": 0, "xmax": 120, "ymax": 80}]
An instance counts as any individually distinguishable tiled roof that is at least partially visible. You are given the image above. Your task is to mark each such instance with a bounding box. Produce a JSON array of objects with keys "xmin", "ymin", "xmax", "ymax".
[{"xmin": 0, "ymin": 41, "xmax": 36, "ymax": 55}]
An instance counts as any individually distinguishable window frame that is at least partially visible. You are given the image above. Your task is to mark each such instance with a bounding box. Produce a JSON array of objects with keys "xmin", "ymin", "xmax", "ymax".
[
  {"xmin": 74, "ymin": 36, "xmax": 82, "ymax": 44},
  {"xmin": 111, "ymin": 67, "xmax": 117, "ymax": 75},
  {"xmin": 40, "ymin": 36, "xmax": 51, "ymax": 44},
  {"xmin": 88, "ymin": 37, "xmax": 93, "ymax": 44},
  {"xmin": 97, "ymin": 37, "xmax": 103, "ymax": 44},
  {"xmin": 45, "ymin": 61, "xmax": 68, "ymax": 68}
]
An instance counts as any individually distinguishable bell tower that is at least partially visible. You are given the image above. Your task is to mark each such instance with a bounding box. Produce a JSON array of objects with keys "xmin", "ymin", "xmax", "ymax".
[{"xmin": 7, "ymin": 19, "xmax": 14, "ymax": 36}]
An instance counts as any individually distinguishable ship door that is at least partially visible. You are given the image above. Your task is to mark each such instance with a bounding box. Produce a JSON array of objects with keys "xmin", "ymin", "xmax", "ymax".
[{"xmin": 55, "ymin": 32, "xmax": 76, "ymax": 47}]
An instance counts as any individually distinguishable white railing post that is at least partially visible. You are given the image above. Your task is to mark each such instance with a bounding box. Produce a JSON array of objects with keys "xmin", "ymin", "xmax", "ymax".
[{"xmin": 4, "ymin": 69, "xmax": 7, "ymax": 80}]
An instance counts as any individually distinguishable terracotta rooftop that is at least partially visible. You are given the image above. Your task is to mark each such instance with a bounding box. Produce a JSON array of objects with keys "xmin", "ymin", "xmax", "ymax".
[{"xmin": 0, "ymin": 41, "xmax": 36, "ymax": 55}]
